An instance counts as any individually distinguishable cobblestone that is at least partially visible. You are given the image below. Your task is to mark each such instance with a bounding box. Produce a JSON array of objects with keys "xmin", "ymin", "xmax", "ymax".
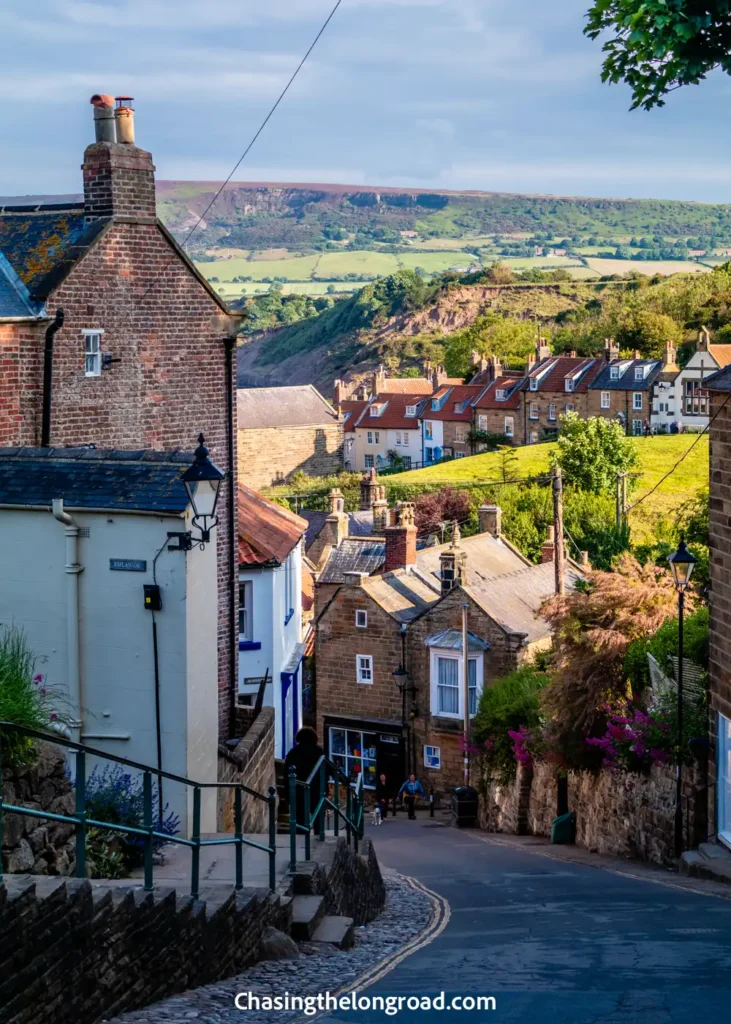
[{"xmin": 106, "ymin": 875, "xmax": 432, "ymax": 1024}]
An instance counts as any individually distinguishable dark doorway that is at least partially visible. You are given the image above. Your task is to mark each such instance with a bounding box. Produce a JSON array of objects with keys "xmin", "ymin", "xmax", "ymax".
[{"xmin": 376, "ymin": 733, "xmax": 405, "ymax": 797}]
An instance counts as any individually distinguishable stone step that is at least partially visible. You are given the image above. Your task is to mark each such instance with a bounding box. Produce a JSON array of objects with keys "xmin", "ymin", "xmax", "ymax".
[
  {"xmin": 699, "ymin": 841, "xmax": 731, "ymax": 861},
  {"xmin": 680, "ymin": 847, "xmax": 731, "ymax": 885},
  {"xmin": 290, "ymin": 894, "xmax": 326, "ymax": 940},
  {"xmin": 310, "ymin": 914, "xmax": 355, "ymax": 950}
]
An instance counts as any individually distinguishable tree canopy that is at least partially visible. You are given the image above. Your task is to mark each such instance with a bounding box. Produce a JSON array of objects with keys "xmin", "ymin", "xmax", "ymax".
[
  {"xmin": 585, "ymin": 1, "xmax": 731, "ymax": 110},
  {"xmin": 552, "ymin": 412, "xmax": 639, "ymax": 494}
]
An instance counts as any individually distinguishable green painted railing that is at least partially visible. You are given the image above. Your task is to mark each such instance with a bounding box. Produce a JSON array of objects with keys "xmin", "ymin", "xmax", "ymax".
[
  {"xmin": 0, "ymin": 722, "xmax": 277, "ymax": 897},
  {"xmin": 287, "ymin": 757, "xmax": 364, "ymax": 870}
]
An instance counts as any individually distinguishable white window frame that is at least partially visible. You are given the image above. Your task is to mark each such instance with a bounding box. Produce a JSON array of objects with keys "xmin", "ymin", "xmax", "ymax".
[
  {"xmin": 374, "ymin": 431, "xmax": 380, "ymax": 444},
  {"xmin": 504, "ymin": 416, "xmax": 514, "ymax": 437},
  {"xmin": 355, "ymin": 610, "xmax": 368, "ymax": 629},
  {"xmin": 634, "ymin": 365, "xmax": 645, "ymax": 381},
  {"xmin": 478, "ymin": 414, "xmax": 487, "ymax": 431},
  {"xmin": 83, "ymin": 329, "xmax": 103, "ymax": 378},
  {"xmin": 424, "ymin": 745, "xmax": 441, "ymax": 770},
  {"xmin": 455, "ymin": 423, "xmax": 468, "ymax": 443},
  {"xmin": 529, "ymin": 431, "xmax": 538, "ymax": 444},
  {"xmin": 402, "ymin": 432, "xmax": 409, "ymax": 447},
  {"xmin": 565, "ymin": 378, "xmax": 575, "ymax": 393},
  {"xmin": 529, "ymin": 402, "xmax": 538, "ymax": 420},
  {"xmin": 329, "ymin": 727, "xmax": 378, "ymax": 790},
  {"xmin": 565, "ymin": 403, "xmax": 574, "ymax": 413},
  {"xmin": 367, "ymin": 430, "xmax": 373, "ymax": 444},
  {"xmin": 405, "ymin": 405, "xmax": 416, "ymax": 417},
  {"xmin": 424, "ymin": 421, "xmax": 433, "ymax": 440},
  {"xmin": 495, "ymin": 389, "xmax": 506, "ymax": 401},
  {"xmin": 238, "ymin": 580, "xmax": 253, "ymax": 640},
  {"xmin": 357, "ymin": 654, "xmax": 374, "ymax": 684},
  {"xmin": 601, "ymin": 391, "xmax": 611, "ymax": 409},
  {"xmin": 718, "ymin": 713, "xmax": 731, "ymax": 849},
  {"xmin": 610, "ymin": 366, "xmax": 620, "ymax": 381},
  {"xmin": 395, "ymin": 431, "xmax": 402, "ymax": 446},
  {"xmin": 548, "ymin": 403, "xmax": 556, "ymax": 422},
  {"xmin": 633, "ymin": 392, "xmax": 643, "ymax": 411},
  {"xmin": 429, "ymin": 650, "xmax": 483, "ymax": 719},
  {"xmin": 529, "ymin": 378, "xmax": 538, "ymax": 391}
]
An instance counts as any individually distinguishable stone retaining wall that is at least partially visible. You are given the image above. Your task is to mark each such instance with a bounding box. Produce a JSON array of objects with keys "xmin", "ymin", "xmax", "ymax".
[
  {"xmin": 479, "ymin": 760, "xmax": 707, "ymax": 867},
  {"xmin": 1, "ymin": 743, "xmax": 76, "ymax": 876},
  {"xmin": 217, "ymin": 707, "xmax": 276, "ymax": 834}
]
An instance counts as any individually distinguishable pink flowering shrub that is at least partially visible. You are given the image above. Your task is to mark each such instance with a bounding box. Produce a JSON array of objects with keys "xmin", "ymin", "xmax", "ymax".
[{"xmin": 586, "ymin": 699, "xmax": 672, "ymax": 774}]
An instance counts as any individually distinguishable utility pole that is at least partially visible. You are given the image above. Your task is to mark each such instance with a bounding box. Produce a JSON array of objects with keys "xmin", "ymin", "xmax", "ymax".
[
  {"xmin": 462, "ymin": 602, "xmax": 470, "ymax": 785},
  {"xmin": 552, "ymin": 465, "xmax": 565, "ymax": 596},
  {"xmin": 616, "ymin": 472, "xmax": 624, "ymax": 529}
]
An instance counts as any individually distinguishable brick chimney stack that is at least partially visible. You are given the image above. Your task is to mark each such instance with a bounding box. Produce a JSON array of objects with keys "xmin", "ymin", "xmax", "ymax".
[
  {"xmin": 541, "ymin": 525, "xmax": 556, "ymax": 563},
  {"xmin": 604, "ymin": 337, "xmax": 619, "ymax": 363},
  {"xmin": 324, "ymin": 488, "xmax": 348, "ymax": 549},
  {"xmin": 440, "ymin": 522, "xmax": 468, "ymax": 596},
  {"xmin": 360, "ymin": 468, "xmax": 382, "ymax": 511},
  {"xmin": 478, "ymin": 504, "xmax": 502, "ymax": 538},
  {"xmin": 698, "ymin": 326, "xmax": 710, "ymax": 352},
  {"xmin": 536, "ymin": 338, "xmax": 552, "ymax": 362},
  {"xmin": 83, "ymin": 94, "xmax": 156, "ymax": 222},
  {"xmin": 384, "ymin": 502, "xmax": 417, "ymax": 572},
  {"xmin": 372, "ymin": 496, "xmax": 389, "ymax": 533}
]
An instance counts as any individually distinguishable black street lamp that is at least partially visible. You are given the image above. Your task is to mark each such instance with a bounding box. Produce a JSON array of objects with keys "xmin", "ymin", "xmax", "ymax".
[
  {"xmin": 169, "ymin": 434, "xmax": 225, "ymax": 550},
  {"xmin": 668, "ymin": 538, "xmax": 697, "ymax": 858}
]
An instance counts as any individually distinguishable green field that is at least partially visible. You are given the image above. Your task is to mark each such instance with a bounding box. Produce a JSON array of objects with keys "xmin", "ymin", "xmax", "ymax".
[
  {"xmin": 584, "ymin": 257, "xmax": 707, "ymax": 277},
  {"xmin": 388, "ymin": 435, "xmax": 709, "ymax": 540}
]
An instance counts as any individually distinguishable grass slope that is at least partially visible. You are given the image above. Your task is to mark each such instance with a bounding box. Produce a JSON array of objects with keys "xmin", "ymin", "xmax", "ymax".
[{"xmin": 389, "ymin": 435, "xmax": 709, "ymax": 538}]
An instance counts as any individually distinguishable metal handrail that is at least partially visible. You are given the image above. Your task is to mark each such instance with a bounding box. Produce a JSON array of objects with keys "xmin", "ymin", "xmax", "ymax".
[
  {"xmin": 287, "ymin": 755, "xmax": 365, "ymax": 869},
  {"xmin": 0, "ymin": 722, "xmax": 277, "ymax": 897}
]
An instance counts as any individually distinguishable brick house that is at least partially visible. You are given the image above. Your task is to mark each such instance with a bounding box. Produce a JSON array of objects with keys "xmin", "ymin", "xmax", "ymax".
[
  {"xmin": 587, "ymin": 343, "xmax": 665, "ymax": 435},
  {"xmin": 519, "ymin": 351, "xmax": 603, "ymax": 444},
  {"xmin": 417, "ymin": 383, "xmax": 484, "ymax": 460},
  {"xmin": 472, "ymin": 372, "xmax": 523, "ymax": 445},
  {"xmin": 237, "ymin": 384, "xmax": 343, "ymax": 489},
  {"xmin": 314, "ymin": 503, "xmax": 579, "ymax": 796},
  {"xmin": 351, "ymin": 392, "xmax": 425, "ymax": 471},
  {"xmin": 700, "ymin": 364, "xmax": 731, "ymax": 847},
  {"xmin": 0, "ymin": 95, "xmax": 240, "ymax": 738}
]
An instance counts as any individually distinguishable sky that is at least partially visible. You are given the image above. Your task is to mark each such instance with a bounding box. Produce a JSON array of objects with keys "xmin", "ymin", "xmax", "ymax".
[{"xmin": 1, "ymin": 0, "xmax": 731, "ymax": 203}]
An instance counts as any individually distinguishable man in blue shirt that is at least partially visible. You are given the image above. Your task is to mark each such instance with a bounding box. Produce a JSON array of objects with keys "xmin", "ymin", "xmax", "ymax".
[{"xmin": 398, "ymin": 773, "xmax": 426, "ymax": 820}]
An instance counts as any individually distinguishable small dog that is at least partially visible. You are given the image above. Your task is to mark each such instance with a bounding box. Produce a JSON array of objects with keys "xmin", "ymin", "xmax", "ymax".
[{"xmin": 372, "ymin": 805, "xmax": 382, "ymax": 826}]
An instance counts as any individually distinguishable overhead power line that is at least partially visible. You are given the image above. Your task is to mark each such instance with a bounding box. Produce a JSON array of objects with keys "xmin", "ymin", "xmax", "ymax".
[
  {"xmin": 626, "ymin": 393, "xmax": 728, "ymax": 514},
  {"xmin": 115, "ymin": 0, "xmax": 345, "ymax": 330}
]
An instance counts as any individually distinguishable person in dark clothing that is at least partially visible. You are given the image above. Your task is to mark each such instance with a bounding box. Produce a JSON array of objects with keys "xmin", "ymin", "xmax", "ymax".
[
  {"xmin": 375, "ymin": 773, "xmax": 390, "ymax": 822},
  {"xmin": 284, "ymin": 727, "xmax": 325, "ymax": 830},
  {"xmin": 398, "ymin": 773, "xmax": 426, "ymax": 820}
]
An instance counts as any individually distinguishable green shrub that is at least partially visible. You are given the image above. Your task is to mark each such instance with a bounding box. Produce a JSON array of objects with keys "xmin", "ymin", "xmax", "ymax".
[
  {"xmin": 473, "ymin": 666, "xmax": 548, "ymax": 779},
  {"xmin": 0, "ymin": 626, "xmax": 71, "ymax": 768}
]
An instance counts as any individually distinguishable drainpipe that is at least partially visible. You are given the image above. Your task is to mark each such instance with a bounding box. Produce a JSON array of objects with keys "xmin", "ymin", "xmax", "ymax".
[
  {"xmin": 41, "ymin": 308, "xmax": 64, "ymax": 447},
  {"xmin": 223, "ymin": 335, "xmax": 237, "ymax": 739},
  {"xmin": 52, "ymin": 499, "xmax": 83, "ymax": 741}
]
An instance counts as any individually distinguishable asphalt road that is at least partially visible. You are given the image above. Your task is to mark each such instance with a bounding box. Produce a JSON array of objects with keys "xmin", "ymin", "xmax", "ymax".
[{"xmin": 319, "ymin": 815, "xmax": 731, "ymax": 1023}]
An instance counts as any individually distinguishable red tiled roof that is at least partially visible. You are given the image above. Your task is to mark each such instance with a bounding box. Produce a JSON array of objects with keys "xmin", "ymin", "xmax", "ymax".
[
  {"xmin": 524, "ymin": 356, "xmax": 602, "ymax": 394},
  {"xmin": 354, "ymin": 393, "xmax": 424, "ymax": 431},
  {"xmin": 474, "ymin": 377, "xmax": 522, "ymax": 410},
  {"xmin": 378, "ymin": 377, "xmax": 434, "ymax": 394},
  {"xmin": 302, "ymin": 562, "xmax": 315, "ymax": 612},
  {"xmin": 707, "ymin": 345, "xmax": 731, "ymax": 369},
  {"xmin": 419, "ymin": 384, "xmax": 483, "ymax": 421},
  {"xmin": 238, "ymin": 484, "xmax": 307, "ymax": 566},
  {"xmin": 340, "ymin": 399, "xmax": 368, "ymax": 428}
]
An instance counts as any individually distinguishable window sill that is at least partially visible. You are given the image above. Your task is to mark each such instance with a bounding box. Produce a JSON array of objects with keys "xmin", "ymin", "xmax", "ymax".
[
  {"xmin": 284, "ymin": 609, "xmax": 294, "ymax": 626},
  {"xmin": 238, "ymin": 640, "xmax": 262, "ymax": 651}
]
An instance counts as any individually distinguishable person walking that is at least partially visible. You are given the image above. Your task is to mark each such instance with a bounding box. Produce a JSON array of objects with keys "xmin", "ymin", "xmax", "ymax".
[
  {"xmin": 375, "ymin": 773, "xmax": 391, "ymax": 822},
  {"xmin": 398, "ymin": 773, "xmax": 425, "ymax": 820},
  {"xmin": 284, "ymin": 727, "xmax": 325, "ymax": 831}
]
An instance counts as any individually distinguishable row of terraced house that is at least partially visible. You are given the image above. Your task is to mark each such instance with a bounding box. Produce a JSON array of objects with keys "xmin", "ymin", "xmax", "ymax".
[{"xmin": 335, "ymin": 333, "xmax": 731, "ymax": 471}]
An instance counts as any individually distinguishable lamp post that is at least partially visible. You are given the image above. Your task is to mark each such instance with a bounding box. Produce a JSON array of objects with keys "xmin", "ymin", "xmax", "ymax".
[
  {"xmin": 668, "ymin": 538, "xmax": 697, "ymax": 858},
  {"xmin": 169, "ymin": 434, "xmax": 225, "ymax": 550}
]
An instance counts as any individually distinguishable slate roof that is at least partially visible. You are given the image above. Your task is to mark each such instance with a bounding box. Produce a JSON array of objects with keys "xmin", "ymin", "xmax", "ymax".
[
  {"xmin": 415, "ymin": 531, "xmax": 529, "ymax": 583},
  {"xmin": 524, "ymin": 356, "xmax": 603, "ymax": 394},
  {"xmin": 361, "ymin": 567, "xmax": 440, "ymax": 624},
  {"xmin": 238, "ymin": 484, "xmax": 308, "ymax": 566},
  {"xmin": 474, "ymin": 376, "xmax": 523, "ymax": 411},
  {"xmin": 301, "ymin": 508, "xmax": 375, "ymax": 549},
  {"xmin": 0, "ymin": 252, "xmax": 43, "ymax": 318},
  {"xmin": 355, "ymin": 393, "xmax": 424, "ymax": 431},
  {"xmin": 417, "ymin": 385, "xmax": 483, "ymax": 422},
  {"xmin": 0, "ymin": 447, "xmax": 192, "ymax": 513},
  {"xmin": 238, "ymin": 385, "xmax": 339, "ymax": 429},
  {"xmin": 0, "ymin": 204, "xmax": 107, "ymax": 299},
  {"xmin": 704, "ymin": 365, "xmax": 731, "ymax": 392},
  {"xmin": 424, "ymin": 628, "xmax": 490, "ymax": 651},
  {"xmin": 466, "ymin": 561, "xmax": 580, "ymax": 642},
  {"xmin": 589, "ymin": 359, "xmax": 663, "ymax": 392},
  {"xmin": 317, "ymin": 537, "xmax": 386, "ymax": 584}
]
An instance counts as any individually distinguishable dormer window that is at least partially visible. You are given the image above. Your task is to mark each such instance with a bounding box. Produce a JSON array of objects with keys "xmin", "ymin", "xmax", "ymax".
[
  {"xmin": 529, "ymin": 378, "xmax": 538, "ymax": 392},
  {"xmin": 610, "ymin": 366, "xmax": 620, "ymax": 380},
  {"xmin": 495, "ymin": 389, "xmax": 506, "ymax": 401},
  {"xmin": 406, "ymin": 405, "xmax": 416, "ymax": 417},
  {"xmin": 565, "ymin": 378, "xmax": 575, "ymax": 393},
  {"xmin": 369, "ymin": 404, "xmax": 383, "ymax": 417},
  {"xmin": 634, "ymin": 365, "xmax": 645, "ymax": 381}
]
